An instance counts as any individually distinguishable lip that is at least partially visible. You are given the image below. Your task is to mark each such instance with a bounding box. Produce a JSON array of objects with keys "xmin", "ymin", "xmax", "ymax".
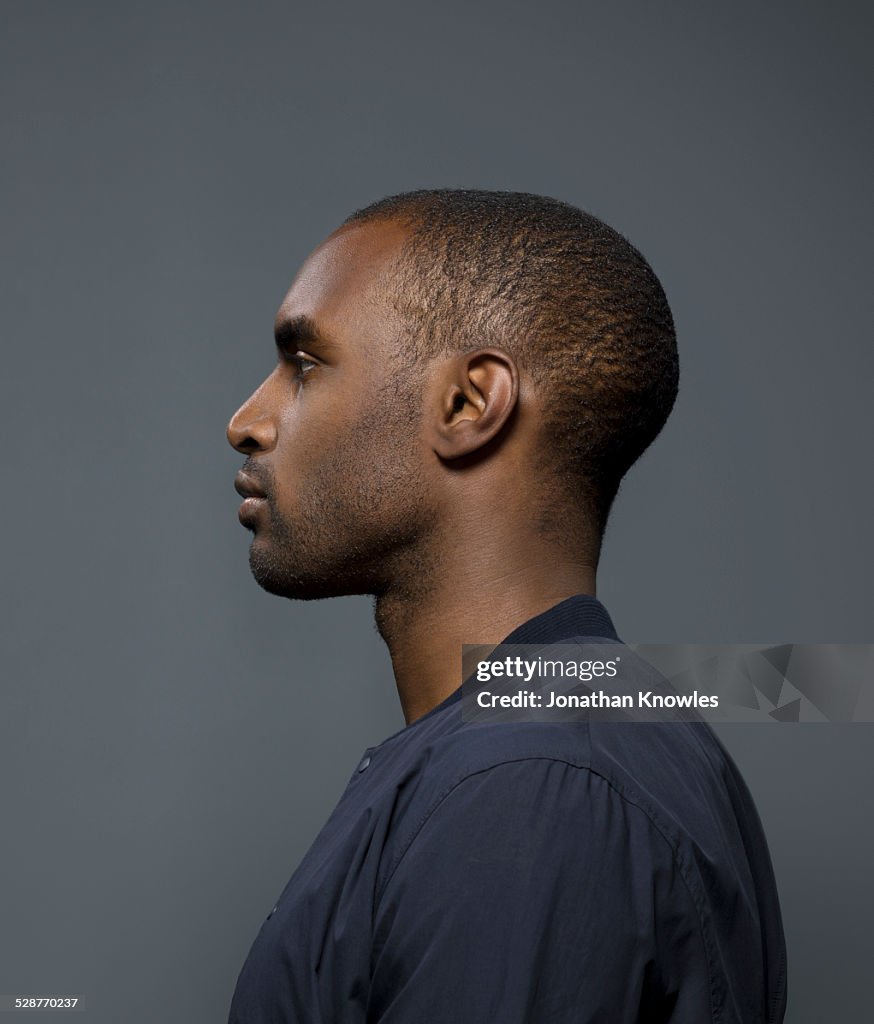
[
  {"xmin": 234, "ymin": 471, "xmax": 267, "ymax": 500},
  {"xmin": 235, "ymin": 470, "xmax": 268, "ymax": 527},
  {"xmin": 238, "ymin": 495, "xmax": 266, "ymax": 526}
]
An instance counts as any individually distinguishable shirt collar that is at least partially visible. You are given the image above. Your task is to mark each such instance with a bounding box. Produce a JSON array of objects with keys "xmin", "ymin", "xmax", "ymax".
[
  {"xmin": 499, "ymin": 592, "xmax": 620, "ymax": 645},
  {"xmin": 372, "ymin": 593, "xmax": 621, "ymax": 742}
]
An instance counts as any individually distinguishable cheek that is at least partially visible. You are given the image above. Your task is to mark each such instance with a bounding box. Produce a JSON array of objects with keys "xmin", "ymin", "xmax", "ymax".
[
  {"xmin": 268, "ymin": 408, "xmax": 355, "ymax": 502},
  {"xmin": 273, "ymin": 379, "xmax": 421, "ymax": 502}
]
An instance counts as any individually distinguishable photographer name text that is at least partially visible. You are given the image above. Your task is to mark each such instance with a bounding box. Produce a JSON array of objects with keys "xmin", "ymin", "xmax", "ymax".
[{"xmin": 475, "ymin": 689, "xmax": 719, "ymax": 709}]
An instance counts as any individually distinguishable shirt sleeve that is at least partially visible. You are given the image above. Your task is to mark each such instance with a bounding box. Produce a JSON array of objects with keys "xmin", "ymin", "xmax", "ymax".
[{"xmin": 367, "ymin": 757, "xmax": 712, "ymax": 1023}]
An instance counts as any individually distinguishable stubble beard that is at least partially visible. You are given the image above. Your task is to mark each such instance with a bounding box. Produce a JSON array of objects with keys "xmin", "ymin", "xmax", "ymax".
[{"xmin": 248, "ymin": 383, "xmax": 439, "ymax": 602}]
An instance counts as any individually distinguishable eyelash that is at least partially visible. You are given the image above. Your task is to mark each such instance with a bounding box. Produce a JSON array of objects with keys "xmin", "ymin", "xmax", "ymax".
[{"xmin": 284, "ymin": 352, "xmax": 318, "ymax": 377}]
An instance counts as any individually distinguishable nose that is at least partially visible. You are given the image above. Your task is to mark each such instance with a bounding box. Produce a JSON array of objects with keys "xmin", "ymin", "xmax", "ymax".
[{"xmin": 226, "ymin": 378, "xmax": 279, "ymax": 455}]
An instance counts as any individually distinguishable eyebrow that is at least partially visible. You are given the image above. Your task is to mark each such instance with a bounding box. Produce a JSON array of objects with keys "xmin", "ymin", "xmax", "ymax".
[{"xmin": 274, "ymin": 314, "xmax": 330, "ymax": 354}]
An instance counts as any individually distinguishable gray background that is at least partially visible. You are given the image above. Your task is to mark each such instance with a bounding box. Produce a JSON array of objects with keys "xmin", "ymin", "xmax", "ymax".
[{"xmin": 2, "ymin": 1, "xmax": 871, "ymax": 1021}]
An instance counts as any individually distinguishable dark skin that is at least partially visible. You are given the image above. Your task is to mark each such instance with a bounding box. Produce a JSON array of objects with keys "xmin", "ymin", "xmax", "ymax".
[{"xmin": 227, "ymin": 218, "xmax": 598, "ymax": 725}]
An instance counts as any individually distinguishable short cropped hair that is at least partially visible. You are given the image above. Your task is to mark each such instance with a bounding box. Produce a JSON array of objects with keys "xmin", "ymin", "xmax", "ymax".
[{"xmin": 343, "ymin": 188, "xmax": 679, "ymax": 539}]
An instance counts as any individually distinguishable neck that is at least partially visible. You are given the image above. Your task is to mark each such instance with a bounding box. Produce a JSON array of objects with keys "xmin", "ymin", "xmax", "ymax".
[{"xmin": 373, "ymin": 534, "xmax": 598, "ymax": 724}]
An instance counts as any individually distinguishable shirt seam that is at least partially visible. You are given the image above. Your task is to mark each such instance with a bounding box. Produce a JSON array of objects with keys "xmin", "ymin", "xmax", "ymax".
[{"xmin": 372, "ymin": 754, "xmax": 720, "ymax": 1023}]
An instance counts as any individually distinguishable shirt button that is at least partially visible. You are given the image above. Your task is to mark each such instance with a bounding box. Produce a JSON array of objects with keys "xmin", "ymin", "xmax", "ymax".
[{"xmin": 357, "ymin": 754, "xmax": 372, "ymax": 772}]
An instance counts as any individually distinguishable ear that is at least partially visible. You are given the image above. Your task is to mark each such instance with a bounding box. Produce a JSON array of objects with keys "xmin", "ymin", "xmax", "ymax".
[{"xmin": 425, "ymin": 348, "xmax": 520, "ymax": 461}]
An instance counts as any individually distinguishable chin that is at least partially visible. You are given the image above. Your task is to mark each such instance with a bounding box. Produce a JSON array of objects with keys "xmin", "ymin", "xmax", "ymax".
[{"xmin": 248, "ymin": 544, "xmax": 367, "ymax": 601}]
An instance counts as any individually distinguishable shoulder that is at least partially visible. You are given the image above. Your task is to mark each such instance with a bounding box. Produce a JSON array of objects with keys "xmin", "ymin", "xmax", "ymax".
[
  {"xmin": 367, "ymin": 736, "xmax": 724, "ymax": 1024},
  {"xmin": 370, "ymin": 713, "xmax": 782, "ymax": 1023},
  {"xmin": 375, "ymin": 721, "xmax": 679, "ymax": 895},
  {"xmin": 397, "ymin": 712, "xmax": 740, "ymax": 840},
  {"xmin": 377, "ymin": 713, "xmax": 752, "ymax": 900}
]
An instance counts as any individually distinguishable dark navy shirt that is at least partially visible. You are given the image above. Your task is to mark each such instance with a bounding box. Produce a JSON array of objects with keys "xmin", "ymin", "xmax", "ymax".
[{"xmin": 228, "ymin": 594, "xmax": 787, "ymax": 1023}]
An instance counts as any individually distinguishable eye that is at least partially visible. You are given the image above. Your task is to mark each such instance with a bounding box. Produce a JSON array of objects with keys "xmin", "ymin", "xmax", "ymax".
[{"xmin": 285, "ymin": 352, "xmax": 318, "ymax": 377}]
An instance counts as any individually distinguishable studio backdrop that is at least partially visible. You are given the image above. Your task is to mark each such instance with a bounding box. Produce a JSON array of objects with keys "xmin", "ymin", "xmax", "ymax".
[{"xmin": 1, "ymin": 2, "xmax": 871, "ymax": 1022}]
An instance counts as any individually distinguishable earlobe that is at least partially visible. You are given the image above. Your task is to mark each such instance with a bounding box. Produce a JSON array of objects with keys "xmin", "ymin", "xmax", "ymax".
[{"xmin": 428, "ymin": 348, "xmax": 519, "ymax": 461}]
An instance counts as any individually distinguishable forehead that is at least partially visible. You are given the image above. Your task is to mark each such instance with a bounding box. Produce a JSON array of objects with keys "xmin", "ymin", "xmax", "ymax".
[{"xmin": 274, "ymin": 220, "xmax": 409, "ymax": 346}]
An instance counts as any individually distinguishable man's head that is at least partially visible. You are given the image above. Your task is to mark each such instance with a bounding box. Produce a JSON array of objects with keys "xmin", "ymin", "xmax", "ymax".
[{"xmin": 227, "ymin": 188, "xmax": 678, "ymax": 601}]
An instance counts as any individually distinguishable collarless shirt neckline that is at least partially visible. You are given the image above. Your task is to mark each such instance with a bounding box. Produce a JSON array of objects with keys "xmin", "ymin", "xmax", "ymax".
[{"xmin": 370, "ymin": 592, "xmax": 620, "ymax": 753}]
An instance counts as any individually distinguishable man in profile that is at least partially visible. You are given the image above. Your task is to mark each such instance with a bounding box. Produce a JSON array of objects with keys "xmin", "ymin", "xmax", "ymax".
[{"xmin": 226, "ymin": 189, "xmax": 787, "ymax": 1022}]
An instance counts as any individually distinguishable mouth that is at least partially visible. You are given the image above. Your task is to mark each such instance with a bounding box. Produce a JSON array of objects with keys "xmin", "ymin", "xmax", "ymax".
[
  {"xmin": 235, "ymin": 470, "xmax": 268, "ymax": 527},
  {"xmin": 234, "ymin": 470, "xmax": 267, "ymax": 501}
]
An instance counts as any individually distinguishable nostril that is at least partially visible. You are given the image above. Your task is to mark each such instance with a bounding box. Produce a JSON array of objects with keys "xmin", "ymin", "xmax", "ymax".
[
  {"xmin": 231, "ymin": 435, "xmax": 258, "ymax": 455},
  {"xmin": 227, "ymin": 417, "xmax": 276, "ymax": 456},
  {"xmin": 227, "ymin": 423, "xmax": 252, "ymax": 454}
]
